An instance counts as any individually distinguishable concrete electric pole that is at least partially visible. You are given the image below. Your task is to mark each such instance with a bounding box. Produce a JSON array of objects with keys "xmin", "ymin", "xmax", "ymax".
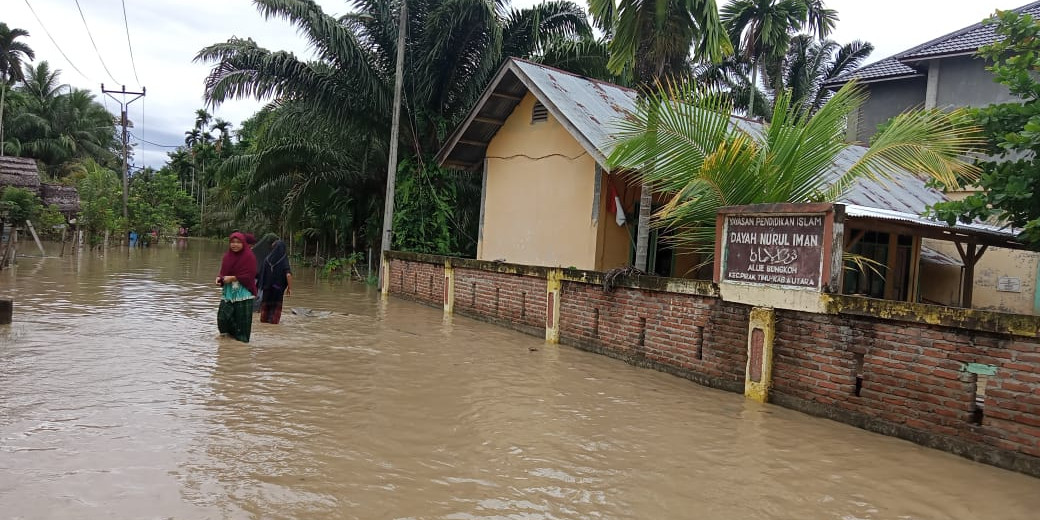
[
  {"xmin": 378, "ymin": 1, "xmax": 407, "ymax": 291},
  {"xmin": 101, "ymin": 84, "xmax": 146, "ymax": 236}
]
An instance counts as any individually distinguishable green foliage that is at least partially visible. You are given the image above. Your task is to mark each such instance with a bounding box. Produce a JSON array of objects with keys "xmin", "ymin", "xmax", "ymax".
[
  {"xmin": 193, "ymin": 0, "xmax": 594, "ymax": 254},
  {"xmin": 35, "ymin": 203, "xmax": 65, "ymax": 239},
  {"xmin": 929, "ymin": 10, "xmax": 1040, "ymax": 249},
  {"xmin": 76, "ymin": 160, "xmax": 123, "ymax": 236},
  {"xmin": 392, "ymin": 160, "xmax": 467, "ymax": 256},
  {"xmin": 127, "ymin": 168, "xmax": 195, "ymax": 236},
  {"xmin": 320, "ymin": 252, "xmax": 365, "ymax": 278},
  {"xmin": 609, "ymin": 82, "xmax": 982, "ymax": 257},
  {"xmin": 0, "ymin": 186, "xmax": 41, "ymax": 223},
  {"xmin": 3, "ymin": 61, "xmax": 118, "ymax": 172}
]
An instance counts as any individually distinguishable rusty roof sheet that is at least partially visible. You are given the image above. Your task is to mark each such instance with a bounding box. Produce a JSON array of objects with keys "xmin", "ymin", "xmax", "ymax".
[{"xmin": 440, "ymin": 59, "xmax": 965, "ymax": 218}]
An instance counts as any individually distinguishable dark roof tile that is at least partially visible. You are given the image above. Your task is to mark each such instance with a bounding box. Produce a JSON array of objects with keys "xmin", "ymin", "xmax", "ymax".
[{"xmin": 827, "ymin": 1, "xmax": 1040, "ymax": 86}]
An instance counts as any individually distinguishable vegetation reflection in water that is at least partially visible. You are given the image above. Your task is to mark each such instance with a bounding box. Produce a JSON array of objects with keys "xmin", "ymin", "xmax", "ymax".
[{"xmin": 0, "ymin": 241, "xmax": 1039, "ymax": 519}]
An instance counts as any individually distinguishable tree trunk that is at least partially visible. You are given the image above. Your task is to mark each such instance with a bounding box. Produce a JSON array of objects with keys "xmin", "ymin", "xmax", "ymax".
[
  {"xmin": 747, "ymin": 61, "xmax": 759, "ymax": 118},
  {"xmin": 633, "ymin": 99, "xmax": 661, "ymax": 273},
  {"xmin": 0, "ymin": 83, "xmax": 6, "ymax": 157}
]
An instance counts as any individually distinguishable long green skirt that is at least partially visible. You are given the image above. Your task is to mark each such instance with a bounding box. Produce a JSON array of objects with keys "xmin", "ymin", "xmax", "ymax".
[{"xmin": 218, "ymin": 298, "xmax": 254, "ymax": 343}]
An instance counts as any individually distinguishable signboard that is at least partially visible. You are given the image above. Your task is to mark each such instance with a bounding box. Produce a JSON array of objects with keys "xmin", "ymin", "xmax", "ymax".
[
  {"xmin": 722, "ymin": 214, "xmax": 826, "ymax": 288},
  {"xmin": 996, "ymin": 276, "xmax": 1022, "ymax": 293},
  {"xmin": 714, "ymin": 203, "xmax": 842, "ymax": 293}
]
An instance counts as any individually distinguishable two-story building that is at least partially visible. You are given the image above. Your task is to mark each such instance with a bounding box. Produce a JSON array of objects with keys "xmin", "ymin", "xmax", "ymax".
[{"xmin": 823, "ymin": 0, "xmax": 1040, "ymax": 314}]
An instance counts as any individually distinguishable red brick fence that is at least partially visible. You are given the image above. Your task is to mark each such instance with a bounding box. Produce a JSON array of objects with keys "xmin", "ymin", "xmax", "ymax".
[{"xmin": 385, "ymin": 251, "xmax": 1040, "ymax": 477}]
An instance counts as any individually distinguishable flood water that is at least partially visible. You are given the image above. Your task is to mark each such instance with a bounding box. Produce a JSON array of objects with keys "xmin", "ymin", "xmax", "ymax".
[{"xmin": 1, "ymin": 240, "xmax": 1038, "ymax": 519}]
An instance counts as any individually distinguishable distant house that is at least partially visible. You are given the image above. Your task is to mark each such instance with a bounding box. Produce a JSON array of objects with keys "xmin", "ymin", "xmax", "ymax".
[
  {"xmin": 822, "ymin": 0, "xmax": 1040, "ymax": 314},
  {"xmin": 825, "ymin": 0, "xmax": 1040, "ymax": 143},
  {"xmin": 436, "ymin": 58, "xmax": 1036, "ymax": 313},
  {"xmin": 0, "ymin": 156, "xmax": 81, "ymax": 217}
]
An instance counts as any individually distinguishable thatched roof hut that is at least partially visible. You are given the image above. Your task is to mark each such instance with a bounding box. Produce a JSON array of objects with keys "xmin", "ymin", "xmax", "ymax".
[
  {"xmin": 39, "ymin": 184, "xmax": 81, "ymax": 215},
  {"xmin": 0, "ymin": 156, "xmax": 41, "ymax": 191},
  {"xmin": 0, "ymin": 156, "xmax": 80, "ymax": 217}
]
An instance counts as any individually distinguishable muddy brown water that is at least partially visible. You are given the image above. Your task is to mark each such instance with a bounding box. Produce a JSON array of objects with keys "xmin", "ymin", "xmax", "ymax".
[{"xmin": 1, "ymin": 240, "xmax": 1038, "ymax": 519}]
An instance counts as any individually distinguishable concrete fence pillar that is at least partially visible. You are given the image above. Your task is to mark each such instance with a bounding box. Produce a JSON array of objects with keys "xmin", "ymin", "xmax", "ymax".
[
  {"xmin": 545, "ymin": 268, "xmax": 562, "ymax": 343},
  {"xmin": 381, "ymin": 257, "xmax": 391, "ymax": 299},
  {"xmin": 745, "ymin": 307, "xmax": 776, "ymax": 403},
  {"xmin": 443, "ymin": 260, "xmax": 455, "ymax": 314}
]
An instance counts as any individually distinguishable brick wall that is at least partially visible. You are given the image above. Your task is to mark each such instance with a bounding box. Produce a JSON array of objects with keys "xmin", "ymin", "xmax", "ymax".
[
  {"xmin": 772, "ymin": 309, "xmax": 1040, "ymax": 469},
  {"xmin": 454, "ymin": 267, "xmax": 546, "ymax": 332},
  {"xmin": 389, "ymin": 258, "xmax": 444, "ymax": 306},
  {"xmin": 385, "ymin": 251, "xmax": 1040, "ymax": 477},
  {"xmin": 559, "ymin": 281, "xmax": 748, "ymax": 392}
]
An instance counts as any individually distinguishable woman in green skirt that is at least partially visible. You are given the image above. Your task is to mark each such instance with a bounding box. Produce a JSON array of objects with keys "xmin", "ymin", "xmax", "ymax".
[{"xmin": 216, "ymin": 232, "xmax": 258, "ymax": 342}]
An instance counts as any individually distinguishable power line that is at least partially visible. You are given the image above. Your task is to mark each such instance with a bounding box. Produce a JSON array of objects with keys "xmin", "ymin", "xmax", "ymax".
[
  {"xmin": 120, "ymin": 0, "xmax": 141, "ymax": 86},
  {"xmin": 129, "ymin": 132, "xmax": 179, "ymax": 148},
  {"xmin": 73, "ymin": 0, "xmax": 122, "ymax": 85},
  {"xmin": 22, "ymin": 0, "xmax": 91, "ymax": 81}
]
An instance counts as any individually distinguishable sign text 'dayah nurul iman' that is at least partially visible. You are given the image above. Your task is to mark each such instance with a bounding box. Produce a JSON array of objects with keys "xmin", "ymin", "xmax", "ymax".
[{"xmin": 723, "ymin": 214, "xmax": 825, "ymax": 288}]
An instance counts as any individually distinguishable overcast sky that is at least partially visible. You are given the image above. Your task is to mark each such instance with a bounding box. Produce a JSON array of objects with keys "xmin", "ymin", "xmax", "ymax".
[{"xmin": 3, "ymin": 0, "xmax": 1029, "ymax": 168}]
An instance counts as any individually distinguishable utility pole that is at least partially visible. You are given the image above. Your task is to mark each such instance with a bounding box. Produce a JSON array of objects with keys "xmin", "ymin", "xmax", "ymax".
[
  {"xmin": 378, "ymin": 0, "xmax": 407, "ymax": 291},
  {"xmin": 102, "ymin": 85, "xmax": 146, "ymax": 239}
]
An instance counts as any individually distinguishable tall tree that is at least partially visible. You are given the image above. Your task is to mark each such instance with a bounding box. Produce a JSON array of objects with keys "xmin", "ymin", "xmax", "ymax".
[
  {"xmin": 5, "ymin": 62, "xmax": 117, "ymax": 173},
  {"xmin": 587, "ymin": 0, "xmax": 730, "ymax": 272},
  {"xmin": 196, "ymin": 0, "xmax": 592, "ymax": 249},
  {"xmin": 721, "ymin": 0, "xmax": 837, "ymax": 117},
  {"xmin": 0, "ymin": 23, "xmax": 35, "ymax": 157},
  {"xmin": 767, "ymin": 34, "xmax": 872, "ymax": 116}
]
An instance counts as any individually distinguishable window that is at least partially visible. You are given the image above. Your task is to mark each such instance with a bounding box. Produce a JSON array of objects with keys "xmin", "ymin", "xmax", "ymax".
[
  {"xmin": 531, "ymin": 101, "xmax": 548, "ymax": 124},
  {"xmin": 843, "ymin": 231, "xmax": 913, "ymax": 300}
]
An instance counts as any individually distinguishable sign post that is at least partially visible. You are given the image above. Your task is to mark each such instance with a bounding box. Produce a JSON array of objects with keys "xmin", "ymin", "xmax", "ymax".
[{"xmin": 712, "ymin": 203, "xmax": 845, "ymax": 403}]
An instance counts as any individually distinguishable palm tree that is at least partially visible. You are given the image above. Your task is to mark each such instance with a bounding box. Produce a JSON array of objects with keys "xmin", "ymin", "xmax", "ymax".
[
  {"xmin": 587, "ymin": 0, "xmax": 730, "ymax": 272},
  {"xmin": 768, "ymin": 34, "xmax": 872, "ymax": 117},
  {"xmin": 0, "ymin": 23, "xmax": 35, "ymax": 157},
  {"xmin": 196, "ymin": 0, "xmax": 592, "ymax": 250},
  {"xmin": 5, "ymin": 62, "xmax": 117, "ymax": 173},
  {"xmin": 211, "ymin": 118, "xmax": 232, "ymax": 156},
  {"xmin": 608, "ymin": 82, "xmax": 981, "ymax": 260},
  {"xmin": 194, "ymin": 109, "xmax": 212, "ymax": 133},
  {"xmin": 721, "ymin": 0, "xmax": 837, "ymax": 117}
]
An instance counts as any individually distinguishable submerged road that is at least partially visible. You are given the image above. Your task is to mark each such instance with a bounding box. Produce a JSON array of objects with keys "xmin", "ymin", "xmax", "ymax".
[{"xmin": 1, "ymin": 241, "xmax": 1038, "ymax": 519}]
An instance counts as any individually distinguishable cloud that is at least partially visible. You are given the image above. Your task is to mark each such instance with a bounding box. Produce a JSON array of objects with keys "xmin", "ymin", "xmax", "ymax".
[{"xmin": 5, "ymin": 0, "xmax": 1029, "ymax": 170}]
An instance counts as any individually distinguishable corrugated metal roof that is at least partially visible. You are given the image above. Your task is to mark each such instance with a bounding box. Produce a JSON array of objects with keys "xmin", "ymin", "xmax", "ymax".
[
  {"xmin": 514, "ymin": 59, "xmax": 639, "ymax": 166},
  {"xmin": 512, "ymin": 59, "xmax": 950, "ymax": 217},
  {"xmin": 439, "ymin": 59, "xmax": 1008, "ymax": 238},
  {"xmin": 827, "ymin": 1, "xmax": 1040, "ymax": 86},
  {"xmin": 844, "ymin": 204, "xmax": 1018, "ymax": 240}
]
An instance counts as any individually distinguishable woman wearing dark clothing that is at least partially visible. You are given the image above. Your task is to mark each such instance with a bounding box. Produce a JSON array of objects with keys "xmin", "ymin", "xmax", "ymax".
[
  {"xmin": 250, "ymin": 233, "xmax": 279, "ymax": 312},
  {"xmin": 216, "ymin": 232, "xmax": 258, "ymax": 342},
  {"xmin": 258, "ymin": 240, "xmax": 292, "ymax": 324}
]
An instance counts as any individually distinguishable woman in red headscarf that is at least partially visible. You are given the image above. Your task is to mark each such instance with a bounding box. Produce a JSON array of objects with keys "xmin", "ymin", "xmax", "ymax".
[{"xmin": 215, "ymin": 232, "xmax": 258, "ymax": 342}]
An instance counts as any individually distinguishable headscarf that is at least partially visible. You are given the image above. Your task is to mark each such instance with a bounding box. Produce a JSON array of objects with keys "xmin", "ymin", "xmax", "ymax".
[
  {"xmin": 219, "ymin": 232, "xmax": 258, "ymax": 295},
  {"xmin": 259, "ymin": 239, "xmax": 291, "ymax": 291},
  {"xmin": 252, "ymin": 233, "xmax": 279, "ymax": 273}
]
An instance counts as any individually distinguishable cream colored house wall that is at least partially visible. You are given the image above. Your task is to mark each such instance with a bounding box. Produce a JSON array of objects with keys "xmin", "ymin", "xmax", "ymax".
[
  {"xmin": 479, "ymin": 93, "xmax": 599, "ymax": 269},
  {"xmin": 922, "ymin": 238, "xmax": 1040, "ymax": 315}
]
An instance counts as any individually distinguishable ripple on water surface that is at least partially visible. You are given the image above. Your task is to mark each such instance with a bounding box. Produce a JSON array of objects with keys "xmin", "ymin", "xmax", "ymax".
[{"xmin": 1, "ymin": 241, "xmax": 1039, "ymax": 519}]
